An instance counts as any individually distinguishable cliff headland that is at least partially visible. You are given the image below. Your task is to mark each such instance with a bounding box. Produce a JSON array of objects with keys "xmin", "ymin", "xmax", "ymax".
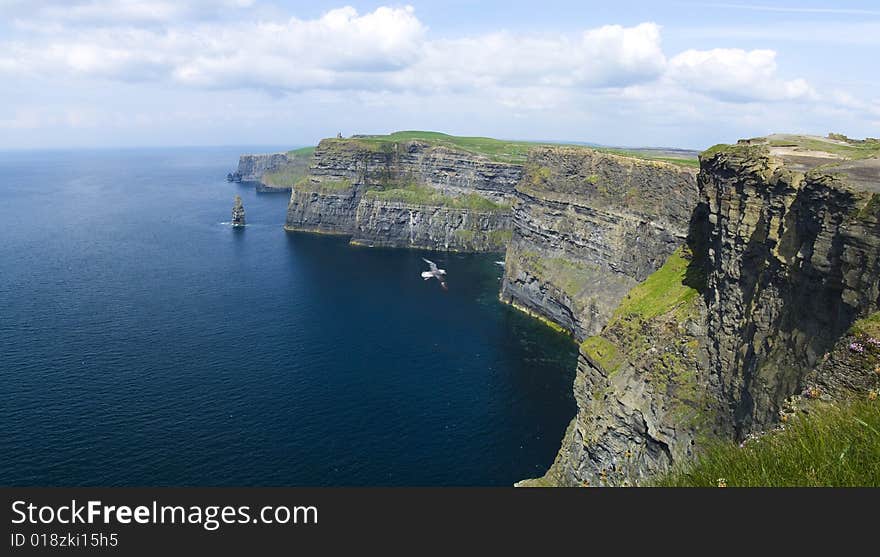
[{"xmin": 235, "ymin": 131, "xmax": 880, "ymax": 485}]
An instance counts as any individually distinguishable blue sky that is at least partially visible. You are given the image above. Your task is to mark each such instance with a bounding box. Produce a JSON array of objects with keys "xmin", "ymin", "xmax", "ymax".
[{"xmin": 1, "ymin": 0, "xmax": 878, "ymax": 149}]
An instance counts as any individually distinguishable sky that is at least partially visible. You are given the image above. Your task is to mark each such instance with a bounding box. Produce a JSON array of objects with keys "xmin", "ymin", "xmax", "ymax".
[{"xmin": 1, "ymin": 0, "xmax": 879, "ymax": 150}]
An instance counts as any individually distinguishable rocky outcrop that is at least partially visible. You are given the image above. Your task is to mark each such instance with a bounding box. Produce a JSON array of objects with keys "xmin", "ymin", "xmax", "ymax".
[
  {"xmin": 303, "ymin": 138, "xmax": 522, "ymax": 202},
  {"xmin": 521, "ymin": 136, "xmax": 880, "ymax": 487},
  {"xmin": 285, "ymin": 185, "xmax": 361, "ymax": 235},
  {"xmin": 231, "ymin": 195, "xmax": 245, "ymax": 227},
  {"xmin": 229, "ymin": 151, "xmax": 314, "ymax": 193},
  {"xmin": 236, "ymin": 152, "xmax": 290, "ymax": 183},
  {"xmin": 351, "ymin": 199, "xmax": 511, "ymax": 251},
  {"xmin": 698, "ymin": 142, "xmax": 880, "ymax": 436},
  {"xmin": 500, "ymin": 147, "xmax": 698, "ymax": 340},
  {"xmin": 284, "ymin": 138, "xmax": 518, "ymax": 250}
]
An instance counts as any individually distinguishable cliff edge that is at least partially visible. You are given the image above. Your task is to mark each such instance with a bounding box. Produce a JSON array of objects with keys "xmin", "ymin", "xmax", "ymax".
[{"xmin": 520, "ymin": 133, "xmax": 880, "ymax": 486}]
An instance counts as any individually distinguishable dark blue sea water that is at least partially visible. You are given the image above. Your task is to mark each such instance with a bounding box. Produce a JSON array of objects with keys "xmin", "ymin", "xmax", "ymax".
[{"xmin": 0, "ymin": 147, "xmax": 577, "ymax": 486}]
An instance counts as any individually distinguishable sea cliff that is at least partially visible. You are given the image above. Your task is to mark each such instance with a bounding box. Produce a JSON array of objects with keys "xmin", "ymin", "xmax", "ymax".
[
  {"xmin": 519, "ymin": 134, "xmax": 880, "ymax": 486},
  {"xmin": 234, "ymin": 131, "xmax": 879, "ymax": 486},
  {"xmin": 229, "ymin": 148, "xmax": 314, "ymax": 193},
  {"xmin": 500, "ymin": 147, "xmax": 698, "ymax": 340},
  {"xmin": 283, "ymin": 133, "xmax": 520, "ymax": 251}
]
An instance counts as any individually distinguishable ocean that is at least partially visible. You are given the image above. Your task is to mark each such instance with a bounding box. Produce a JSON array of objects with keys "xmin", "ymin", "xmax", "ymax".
[{"xmin": 0, "ymin": 147, "xmax": 576, "ymax": 486}]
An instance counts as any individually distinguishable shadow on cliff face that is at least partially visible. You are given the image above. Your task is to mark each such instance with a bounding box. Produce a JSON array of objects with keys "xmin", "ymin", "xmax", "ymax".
[{"xmin": 684, "ymin": 201, "xmax": 710, "ymax": 294}]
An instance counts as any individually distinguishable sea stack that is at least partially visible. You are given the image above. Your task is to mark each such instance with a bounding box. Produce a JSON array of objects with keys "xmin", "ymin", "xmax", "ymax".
[{"xmin": 231, "ymin": 195, "xmax": 246, "ymax": 227}]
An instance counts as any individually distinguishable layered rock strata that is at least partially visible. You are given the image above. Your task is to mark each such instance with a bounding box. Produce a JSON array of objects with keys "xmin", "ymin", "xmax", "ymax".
[
  {"xmin": 500, "ymin": 147, "xmax": 698, "ymax": 340},
  {"xmin": 284, "ymin": 138, "xmax": 520, "ymax": 251},
  {"xmin": 521, "ymin": 137, "xmax": 880, "ymax": 486}
]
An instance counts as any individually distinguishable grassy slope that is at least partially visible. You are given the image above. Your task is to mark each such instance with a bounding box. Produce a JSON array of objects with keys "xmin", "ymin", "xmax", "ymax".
[
  {"xmin": 340, "ymin": 131, "xmax": 698, "ymax": 166},
  {"xmin": 655, "ymin": 399, "xmax": 880, "ymax": 487},
  {"xmin": 262, "ymin": 147, "xmax": 315, "ymax": 187},
  {"xmin": 580, "ymin": 247, "xmax": 701, "ymax": 376},
  {"xmin": 262, "ymin": 165, "xmax": 307, "ymax": 188},
  {"xmin": 611, "ymin": 247, "xmax": 700, "ymax": 321},
  {"xmin": 286, "ymin": 146, "xmax": 316, "ymax": 157}
]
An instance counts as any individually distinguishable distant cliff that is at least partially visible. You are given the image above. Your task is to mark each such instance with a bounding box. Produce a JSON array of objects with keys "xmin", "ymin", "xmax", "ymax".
[
  {"xmin": 229, "ymin": 148, "xmax": 313, "ymax": 193},
  {"xmin": 519, "ymin": 134, "xmax": 880, "ymax": 486},
  {"xmin": 284, "ymin": 135, "xmax": 520, "ymax": 251},
  {"xmin": 235, "ymin": 153, "xmax": 290, "ymax": 182}
]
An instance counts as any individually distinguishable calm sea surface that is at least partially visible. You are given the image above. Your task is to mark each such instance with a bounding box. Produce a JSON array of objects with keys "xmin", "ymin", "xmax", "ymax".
[{"xmin": 0, "ymin": 147, "xmax": 576, "ymax": 486}]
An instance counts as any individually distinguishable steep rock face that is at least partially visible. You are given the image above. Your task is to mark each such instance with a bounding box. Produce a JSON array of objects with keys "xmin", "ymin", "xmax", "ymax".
[
  {"xmin": 284, "ymin": 138, "xmax": 518, "ymax": 250},
  {"xmin": 523, "ymin": 139, "xmax": 880, "ymax": 487},
  {"xmin": 284, "ymin": 187, "xmax": 360, "ymax": 235},
  {"xmin": 304, "ymin": 139, "xmax": 522, "ymax": 201},
  {"xmin": 699, "ymin": 144, "xmax": 880, "ymax": 436},
  {"xmin": 500, "ymin": 147, "xmax": 698, "ymax": 340},
  {"xmin": 352, "ymin": 199, "xmax": 511, "ymax": 251},
  {"xmin": 236, "ymin": 153, "xmax": 290, "ymax": 182},
  {"xmin": 519, "ymin": 247, "xmax": 719, "ymax": 486}
]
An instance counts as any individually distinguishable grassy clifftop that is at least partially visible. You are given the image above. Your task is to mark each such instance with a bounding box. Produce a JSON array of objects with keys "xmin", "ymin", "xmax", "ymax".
[
  {"xmin": 702, "ymin": 133, "xmax": 880, "ymax": 161},
  {"xmin": 320, "ymin": 131, "xmax": 698, "ymax": 166},
  {"xmin": 286, "ymin": 146, "xmax": 316, "ymax": 157}
]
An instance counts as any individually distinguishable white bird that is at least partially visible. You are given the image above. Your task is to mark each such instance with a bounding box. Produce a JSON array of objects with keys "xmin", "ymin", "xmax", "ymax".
[{"xmin": 421, "ymin": 258, "xmax": 447, "ymax": 289}]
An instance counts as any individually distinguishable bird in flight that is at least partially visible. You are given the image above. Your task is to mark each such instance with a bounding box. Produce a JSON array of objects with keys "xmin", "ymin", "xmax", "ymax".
[{"xmin": 421, "ymin": 258, "xmax": 448, "ymax": 289}]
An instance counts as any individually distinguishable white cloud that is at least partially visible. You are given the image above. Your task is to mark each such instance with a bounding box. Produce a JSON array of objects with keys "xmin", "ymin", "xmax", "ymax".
[
  {"xmin": 0, "ymin": 6, "xmax": 427, "ymax": 91},
  {"xmin": 577, "ymin": 23, "xmax": 667, "ymax": 87},
  {"xmin": 0, "ymin": 3, "xmax": 877, "ymax": 148},
  {"xmin": 3, "ymin": 0, "xmax": 256, "ymax": 25},
  {"xmin": 388, "ymin": 23, "xmax": 666, "ymax": 93},
  {"xmin": 667, "ymin": 48, "xmax": 815, "ymax": 102},
  {"xmin": 0, "ymin": 10, "xmax": 671, "ymax": 95}
]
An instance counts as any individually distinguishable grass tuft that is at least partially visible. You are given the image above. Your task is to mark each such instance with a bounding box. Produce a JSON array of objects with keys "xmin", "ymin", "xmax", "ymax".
[{"xmin": 655, "ymin": 399, "xmax": 880, "ymax": 487}]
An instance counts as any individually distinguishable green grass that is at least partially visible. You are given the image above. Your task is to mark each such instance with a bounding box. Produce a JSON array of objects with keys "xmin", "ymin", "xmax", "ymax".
[
  {"xmin": 488, "ymin": 229, "xmax": 513, "ymax": 245},
  {"xmin": 262, "ymin": 164, "xmax": 308, "ymax": 188},
  {"xmin": 612, "ymin": 247, "xmax": 700, "ymax": 322},
  {"xmin": 768, "ymin": 135, "xmax": 880, "ymax": 160},
  {"xmin": 655, "ymin": 399, "xmax": 880, "ymax": 487},
  {"xmin": 348, "ymin": 131, "xmax": 540, "ymax": 163},
  {"xmin": 364, "ymin": 181, "xmax": 511, "ymax": 212},
  {"xmin": 701, "ymin": 142, "xmax": 770, "ymax": 160},
  {"xmin": 323, "ymin": 131, "xmax": 698, "ymax": 166},
  {"xmin": 850, "ymin": 311, "xmax": 880, "ymax": 338},
  {"xmin": 581, "ymin": 336, "xmax": 624, "ymax": 375},
  {"xmin": 578, "ymin": 246, "xmax": 703, "ymax": 381},
  {"xmin": 286, "ymin": 146, "xmax": 316, "ymax": 157},
  {"xmin": 294, "ymin": 178, "xmax": 353, "ymax": 194}
]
